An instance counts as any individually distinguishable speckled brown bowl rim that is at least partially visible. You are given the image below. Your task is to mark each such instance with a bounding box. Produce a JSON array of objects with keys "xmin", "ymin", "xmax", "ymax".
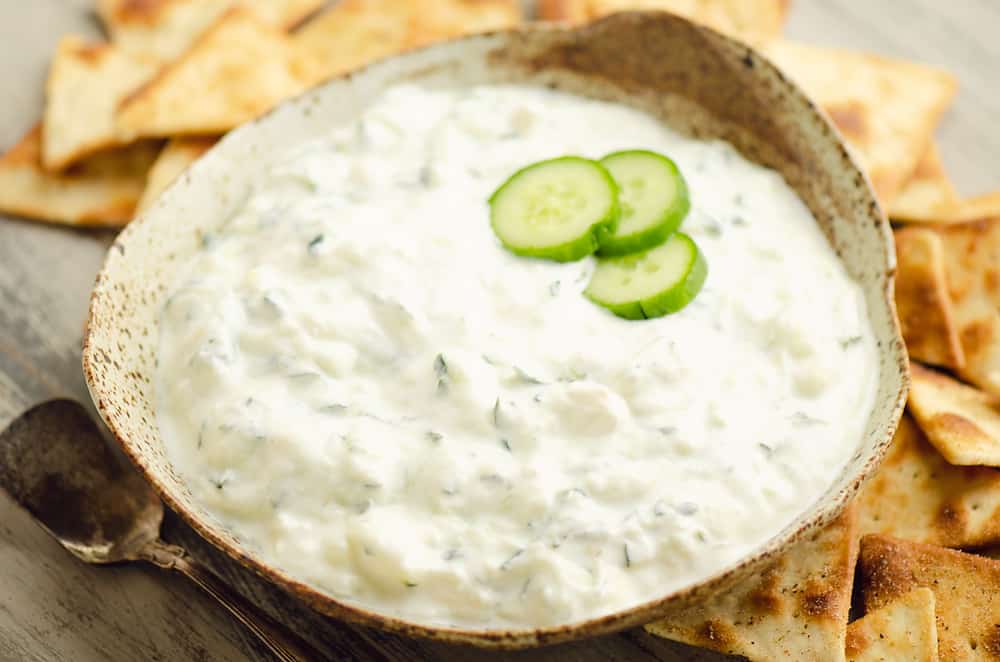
[{"xmin": 83, "ymin": 12, "xmax": 909, "ymax": 650}]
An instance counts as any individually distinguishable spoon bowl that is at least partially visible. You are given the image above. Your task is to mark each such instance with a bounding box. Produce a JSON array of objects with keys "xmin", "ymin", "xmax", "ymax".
[{"xmin": 0, "ymin": 399, "xmax": 161, "ymax": 564}]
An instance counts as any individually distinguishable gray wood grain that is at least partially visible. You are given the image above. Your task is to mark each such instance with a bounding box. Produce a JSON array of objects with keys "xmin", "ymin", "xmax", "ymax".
[{"xmin": 0, "ymin": 1, "xmax": 996, "ymax": 660}]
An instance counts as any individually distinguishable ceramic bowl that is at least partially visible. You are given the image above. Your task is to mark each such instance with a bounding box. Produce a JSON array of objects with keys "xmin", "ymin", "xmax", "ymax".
[{"xmin": 83, "ymin": 11, "xmax": 908, "ymax": 649}]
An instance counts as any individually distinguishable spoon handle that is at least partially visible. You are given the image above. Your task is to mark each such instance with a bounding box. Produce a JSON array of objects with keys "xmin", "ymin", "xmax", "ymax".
[{"xmin": 139, "ymin": 539, "xmax": 324, "ymax": 662}]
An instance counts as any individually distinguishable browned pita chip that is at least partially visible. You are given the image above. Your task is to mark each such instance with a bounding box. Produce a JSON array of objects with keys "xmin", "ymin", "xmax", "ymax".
[
  {"xmin": 846, "ymin": 588, "xmax": 938, "ymax": 662},
  {"xmin": 894, "ymin": 227, "xmax": 965, "ymax": 370},
  {"xmin": 935, "ymin": 219, "xmax": 1000, "ymax": 396},
  {"xmin": 890, "ymin": 145, "xmax": 1000, "ymax": 224},
  {"xmin": 646, "ymin": 504, "xmax": 857, "ymax": 661},
  {"xmin": 42, "ymin": 36, "xmax": 157, "ymax": 171},
  {"xmin": 764, "ymin": 41, "xmax": 957, "ymax": 207},
  {"xmin": 889, "ymin": 142, "xmax": 959, "ymax": 222},
  {"xmin": 857, "ymin": 413, "xmax": 1000, "ymax": 547},
  {"xmin": 292, "ymin": 0, "xmax": 521, "ymax": 84},
  {"xmin": 117, "ymin": 8, "xmax": 308, "ymax": 139},
  {"xmin": 0, "ymin": 125, "xmax": 158, "ymax": 227},
  {"xmin": 860, "ymin": 535, "xmax": 1000, "ymax": 662},
  {"xmin": 536, "ymin": 0, "xmax": 789, "ymax": 43},
  {"xmin": 136, "ymin": 137, "xmax": 217, "ymax": 214},
  {"xmin": 907, "ymin": 362, "xmax": 1000, "ymax": 467},
  {"xmin": 97, "ymin": 0, "xmax": 324, "ymax": 60}
]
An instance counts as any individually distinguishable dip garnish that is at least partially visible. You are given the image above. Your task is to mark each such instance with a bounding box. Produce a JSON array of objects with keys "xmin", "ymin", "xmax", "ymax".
[
  {"xmin": 488, "ymin": 156, "xmax": 619, "ymax": 262},
  {"xmin": 584, "ymin": 233, "xmax": 708, "ymax": 320},
  {"xmin": 597, "ymin": 150, "xmax": 690, "ymax": 256}
]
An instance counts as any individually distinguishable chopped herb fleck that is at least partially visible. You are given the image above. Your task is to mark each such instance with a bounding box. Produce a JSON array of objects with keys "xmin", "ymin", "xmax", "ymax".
[
  {"xmin": 624, "ymin": 544, "xmax": 632, "ymax": 568},
  {"xmin": 548, "ymin": 280, "xmax": 561, "ymax": 296},
  {"xmin": 201, "ymin": 233, "xmax": 216, "ymax": 249},
  {"xmin": 732, "ymin": 215, "xmax": 748, "ymax": 226},
  {"xmin": 320, "ymin": 403, "xmax": 348, "ymax": 415},
  {"xmin": 840, "ymin": 335, "xmax": 864, "ymax": 349},
  {"xmin": 533, "ymin": 393, "xmax": 543, "ymax": 404},
  {"xmin": 307, "ymin": 234, "xmax": 324, "ymax": 252},
  {"xmin": 433, "ymin": 353, "xmax": 449, "ymax": 393},
  {"xmin": 675, "ymin": 502, "xmax": 699, "ymax": 516},
  {"xmin": 733, "ymin": 193, "xmax": 745, "ymax": 207},
  {"xmin": 704, "ymin": 219, "xmax": 723, "ymax": 237},
  {"xmin": 363, "ymin": 482, "xmax": 381, "ymax": 490},
  {"xmin": 425, "ymin": 430, "xmax": 443, "ymax": 443},
  {"xmin": 501, "ymin": 438, "xmax": 512, "ymax": 452},
  {"xmin": 493, "ymin": 398, "xmax": 503, "ymax": 427},
  {"xmin": 500, "ymin": 548, "xmax": 524, "ymax": 570},
  {"xmin": 209, "ymin": 474, "xmax": 231, "ymax": 490},
  {"xmin": 520, "ymin": 577, "xmax": 532, "ymax": 597},
  {"xmin": 404, "ymin": 581, "xmax": 418, "ymax": 588},
  {"xmin": 443, "ymin": 549, "xmax": 462, "ymax": 561},
  {"xmin": 244, "ymin": 397, "xmax": 254, "ymax": 407},
  {"xmin": 695, "ymin": 531, "xmax": 707, "ymax": 543},
  {"xmin": 659, "ymin": 426, "xmax": 677, "ymax": 436},
  {"xmin": 758, "ymin": 442, "xmax": 775, "ymax": 456},
  {"xmin": 653, "ymin": 500, "xmax": 668, "ymax": 517}
]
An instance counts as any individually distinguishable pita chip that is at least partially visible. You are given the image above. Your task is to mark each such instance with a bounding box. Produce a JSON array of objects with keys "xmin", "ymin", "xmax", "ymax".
[
  {"xmin": 42, "ymin": 36, "xmax": 157, "ymax": 171},
  {"xmin": 764, "ymin": 41, "xmax": 957, "ymax": 206},
  {"xmin": 96, "ymin": 0, "xmax": 324, "ymax": 61},
  {"xmin": 0, "ymin": 125, "xmax": 158, "ymax": 227},
  {"xmin": 137, "ymin": 137, "xmax": 217, "ymax": 214},
  {"xmin": 894, "ymin": 227, "xmax": 965, "ymax": 370},
  {"xmin": 889, "ymin": 143, "xmax": 960, "ymax": 222},
  {"xmin": 536, "ymin": 0, "xmax": 789, "ymax": 43},
  {"xmin": 890, "ymin": 145, "xmax": 1000, "ymax": 224},
  {"xmin": 907, "ymin": 362, "xmax": 1000, "ymax": 467},
  {"xmin": 292, "ymin": 0, "xmax": 521, "ymax": 85},
  {"xmin": 846, "ymin": 588, "xmax": 938, "ymax": 662},
  {"xmin": 935, "ymin": 219, "xmax": 1000, "ymax": 396},
  {"xmin": 860, "ymin": 535, "xmax": 1000, "ymax": 662},
  {"xmin": 646, "ymin": 504, "xmax": 857, "ymax": 662},
  {"xmin": 117, "ymin": 8, "xmax": 309, "ymax": 139},
  {"xmin": 857, "ymin": 413, "xmax": 1000, "ymax": 548}
]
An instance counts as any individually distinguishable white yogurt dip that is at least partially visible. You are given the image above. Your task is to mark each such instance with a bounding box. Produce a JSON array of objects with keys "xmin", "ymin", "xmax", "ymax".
[{"xmin": 156, "ymin": 84, "xmax": 878, "ymax": 629}]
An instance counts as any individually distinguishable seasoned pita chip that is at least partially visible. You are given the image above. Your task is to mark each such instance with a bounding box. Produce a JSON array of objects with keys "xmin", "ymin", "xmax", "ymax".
[
  {"xmin": 292, "ymin": 0, "xmax": 521, "ymax": 84},
  {"xmin": 117, "ymin": 8, "xmax": 308, "ymax": 138},
  {"xmin": 859, "ymin": 535, "xmax": 1000, "ymax": 662},
  {"xmin": 894, "ymin": 227, "xmax": 965, "ymax": 370},
  {"xmin": 889, "ymin": 142, "xmax": 959, "ymax": 222},
  {"xmin": 935, "ymin": 219, "xmax": 1000, "ymax": 396},
  {"xmin": 907, "ymin": 362, "xmax": 1000, "ymax": 467},
  {"xmin": 0, "ymin": 125, "xmax": 158, "ymax": 227},
  {"xmin": 536, "ymin": 0, "xmax": 789, "ymax": 43},
  {"xmin": 846, "ymin": 588, "xmax": 938, "ymax": 662},
  {"xmin": 42, "ymin": 36, "xmax": 157, "ymax": 171},
  {"xmin": 857, "ymin": 413, "xmax": 1000, "ymax": 547},
  {"xmin": 97, "ymin": 0, "xmax": 323, "ymax": 60},
  {"xmin": 137, "ymin": 137, "xmax": 217, "ymax": 214},
  {"xmin": 646, "ymin": 504, "xmax": 857, "ymax": 662},
  {"xmin": 764, "ymin": 41, "xmax": 957, "ymax": 206}
]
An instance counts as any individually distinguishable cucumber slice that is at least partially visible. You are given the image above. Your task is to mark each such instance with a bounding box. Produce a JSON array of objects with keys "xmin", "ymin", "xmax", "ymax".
[
  {"xmin": 489, "ymin": 156, "xmax": 620, "ymax": 262},
  {"xmin": 597, "ymin": 150, "xmax": 690, "ymax": 256},
  {"xmin": 585, "ymin": 232, "xmax": 707, "ymax": 320}
]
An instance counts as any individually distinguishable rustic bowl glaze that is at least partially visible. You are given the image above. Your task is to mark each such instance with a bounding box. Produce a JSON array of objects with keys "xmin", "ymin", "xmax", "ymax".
[{"xmin": 83, "ymin": 11, "xmax": 908, "ymax": 649}]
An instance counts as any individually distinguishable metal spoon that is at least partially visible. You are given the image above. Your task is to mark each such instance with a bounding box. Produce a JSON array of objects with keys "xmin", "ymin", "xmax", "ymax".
[{"xmin": 0, "ymin": 399, "xmax": 325, "ymax": 662}]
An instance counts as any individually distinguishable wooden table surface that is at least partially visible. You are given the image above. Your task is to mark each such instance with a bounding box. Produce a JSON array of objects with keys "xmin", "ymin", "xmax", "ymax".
[{"xmin": 1, "ymin": 1, "xmax": 997, "ymax": 660}]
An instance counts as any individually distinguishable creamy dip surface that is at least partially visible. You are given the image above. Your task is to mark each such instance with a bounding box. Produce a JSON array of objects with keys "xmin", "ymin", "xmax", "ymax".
[{"xmin": 156, "ymin": 84, "xmax": 879, "ymax": 629}]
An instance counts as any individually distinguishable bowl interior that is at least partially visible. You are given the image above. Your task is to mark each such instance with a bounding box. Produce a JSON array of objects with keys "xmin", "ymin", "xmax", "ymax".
[{"xmin": 83, "ymin": 12, "xmax": 907, "ymax": 649}]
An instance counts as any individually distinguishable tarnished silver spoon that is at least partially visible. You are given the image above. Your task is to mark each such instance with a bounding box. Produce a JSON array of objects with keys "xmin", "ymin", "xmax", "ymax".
[{"xmin": 0, "ymin": 399, "xmax": 325, "ymax": 662}]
